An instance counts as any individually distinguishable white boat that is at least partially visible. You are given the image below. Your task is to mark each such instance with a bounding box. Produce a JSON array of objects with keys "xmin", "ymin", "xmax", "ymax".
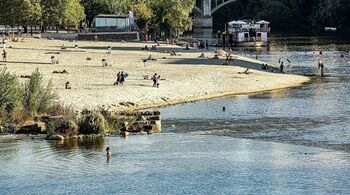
[{"xmin": 227, "ymin": 20, "xmax": 270, "ymax": 47}]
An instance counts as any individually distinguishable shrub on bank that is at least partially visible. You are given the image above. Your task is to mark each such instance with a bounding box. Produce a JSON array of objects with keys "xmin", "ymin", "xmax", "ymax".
[
  {"xmin": 23, "ymin": 68, "xmax": 57, "ymax": 117},
  {"xmin": 0, "ymin": 68, "xmax": 58, "ymax": 125},
  {"xmin": 47, "ymin": 117, "xmax": 78, "ymax": 136},
  {"xmin": 0, "ymin": 68, "xmax": 23, "ymax": 124},
  {"xmin": 99, "ymin": 108, "xmax": 121, "ymax": 134},
  {"xmin": 78, "ymin": 111, "xmax": 108, "ymax": 135}
]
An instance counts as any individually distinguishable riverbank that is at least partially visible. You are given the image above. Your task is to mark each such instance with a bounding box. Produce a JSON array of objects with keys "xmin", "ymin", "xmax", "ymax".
[{"xmin": 2, "ymin": 38, "xmax": 310, "ymax": 111}]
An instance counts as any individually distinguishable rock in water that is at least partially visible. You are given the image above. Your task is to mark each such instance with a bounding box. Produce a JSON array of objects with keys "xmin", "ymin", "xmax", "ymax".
[{"xmin": 46, "ymin": 134, "xmax": 65, "ymax": 140}]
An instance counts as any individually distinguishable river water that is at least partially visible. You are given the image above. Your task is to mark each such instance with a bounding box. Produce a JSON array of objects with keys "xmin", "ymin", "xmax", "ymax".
[
  {"xmin": 162, "ymin": 37, "xmax": 350, "ymax": 152},
  {"xmin": 0, "ymin": 38, "xmax": 349, "ymax": 194}
]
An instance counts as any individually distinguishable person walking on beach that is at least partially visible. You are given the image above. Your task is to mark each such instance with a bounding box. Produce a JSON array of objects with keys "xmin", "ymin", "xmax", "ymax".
[
  {"xmin": 152, "ymin": 73, "xmax": 158, "ymax": 87},
  {"xmin": 114, "ymin": 72, "xmax": 121, "ymax": 85},
  {"xmin": 2, "ymin": 50, "xmax": 7, "ymax": 62},
  {"xmin": 156, "ymin": 75, "xmax": 160, "ymax": 88},
  {"xmin": 120, "ymin": 71, "xmax": 125, "ymax": 85}
]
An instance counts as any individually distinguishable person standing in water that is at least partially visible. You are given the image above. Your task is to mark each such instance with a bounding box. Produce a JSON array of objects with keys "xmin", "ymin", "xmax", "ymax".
[
  {"xmin": 318, "ymin": 62, "xmax": 325, "ymax": 77},
  {"xmin": 106, "ymin": 147, "xmax": 111, "ymax": 159},
  {"xmin": 280, "ymin": 61, "xmax": 284, "ymax": 73}
]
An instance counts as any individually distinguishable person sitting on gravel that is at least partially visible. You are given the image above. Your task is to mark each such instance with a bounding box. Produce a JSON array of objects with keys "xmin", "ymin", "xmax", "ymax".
[
  {"xmin": 53, "ymin": 69, "xmax": 69, "ymax": 74},
  {"xmin": 199, "ymin": 53, "xmax": 206, "ymax": 58},
  {"xmin": 170, "ymin": 51, "xmax": 177, "ymax": 56},
  {"xmin": 238, "ymin": 68, "xmax": 253, "ymax": 75},
  {"xmin": 65, "ymin": 82, "xmax": 71, "ymax": 89},
  {"xmin": 151, "ymin": 45, "xmax": 157, "ymax": 50},
  {"xmin": 147, "ymin": 55, "xmax": 156, "ymax": 61}
]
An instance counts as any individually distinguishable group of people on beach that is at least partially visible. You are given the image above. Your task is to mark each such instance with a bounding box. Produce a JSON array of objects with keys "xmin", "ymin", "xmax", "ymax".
[
  {"xmin": 152, "ymin": 73, "xmax": 161, "ymax": 88},
  {"xmin": 114, "ymin": 71, "xmax": 126, "ymax": 86}
]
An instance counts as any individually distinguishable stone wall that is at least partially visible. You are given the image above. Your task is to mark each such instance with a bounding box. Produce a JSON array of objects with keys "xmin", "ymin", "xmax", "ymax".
[{"xmin": 118, "ymin": 111, "xmax": 161, "ymax": 135}]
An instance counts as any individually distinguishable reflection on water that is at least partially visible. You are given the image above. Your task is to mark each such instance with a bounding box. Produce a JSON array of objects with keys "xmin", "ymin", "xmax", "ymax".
[
  {"xmin": 161, "ymin": 38, "xmax": 350, "ymax": 152},
  {"xmin": 0, "ymin": 135, "xmax": 349, "ymax": 194}
]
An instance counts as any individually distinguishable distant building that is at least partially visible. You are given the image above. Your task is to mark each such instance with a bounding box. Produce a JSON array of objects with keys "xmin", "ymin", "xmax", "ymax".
[{"xmin": 92, "ymin": 14, "xmax": 132, "ymax": 32}]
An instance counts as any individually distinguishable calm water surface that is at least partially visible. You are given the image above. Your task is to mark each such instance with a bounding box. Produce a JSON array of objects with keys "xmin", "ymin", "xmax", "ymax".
[{"xmin": 0, "ymin": 38, "xmax": 349, "ymax": 194}]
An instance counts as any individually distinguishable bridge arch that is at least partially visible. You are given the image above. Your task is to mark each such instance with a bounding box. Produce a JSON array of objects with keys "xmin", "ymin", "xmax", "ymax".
[
  {"xmin": 192, "ymin": 6, "xmax": 204, "ymax": 17},
  {"xmin": 211, "ymin": 0, "xmax": 237, "ymax": 15}
]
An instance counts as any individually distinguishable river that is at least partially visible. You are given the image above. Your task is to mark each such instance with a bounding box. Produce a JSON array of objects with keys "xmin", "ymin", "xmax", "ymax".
[{"xmin": 0, "ymin": 37, "xmax": 349, "ymax": 194}]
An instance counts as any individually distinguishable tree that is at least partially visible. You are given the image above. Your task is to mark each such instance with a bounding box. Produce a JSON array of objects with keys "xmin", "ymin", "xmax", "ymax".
[
  {"xmin": 133, "ymin": 1, "xmax": 153, "ymax": 39},
  {"xmin": 151, "ymin": 0, "xmax": 194, "ymax": 38},
  {"xmin": 20, "ymin": 0, "xmax": 42, "ymax": 35},
  {"xmin": 41, "ymin": 0, "xmax": 65, "ymax": 32},
  {"xmin": 63, "ymin": 0, "xmax": 85, "ymax": 29}
]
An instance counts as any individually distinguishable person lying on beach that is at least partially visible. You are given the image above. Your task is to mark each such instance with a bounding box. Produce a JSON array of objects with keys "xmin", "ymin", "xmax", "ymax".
[
  {"xmin": 20, "ymin": 75, "xmax": 31, "ymax": 78},
  {"xmin": 65, "ymin": 82, "xmax": 71, "ymax": 89},
  {"xmin": 213, "ymin": 54, "xmax": 219, "ymax": 59},
  {"xmin": 238, "ymin": 68, "xmax": 253, "ymax": 75},
  {"xmin": 61, "ymin": 44, "xmax": 66, "ymax": 50},
  {"xmin": 53, "ymin": 69, "xmax": 69, "ymax": 74},
  {"xmin": 142, "ymin": 45, "xmax": 149, "ymax": 50},
  {"xmin": 147, "ymin": 55, "xmax": 157, "ymax": 61}
]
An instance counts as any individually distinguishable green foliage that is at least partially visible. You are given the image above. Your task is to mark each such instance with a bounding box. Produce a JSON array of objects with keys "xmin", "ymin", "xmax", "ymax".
[
  {"xmin": 133, "ymin": 1, "xmax": 153, "ymax": 31},
  {"xmin": 63, "ymin": 0, "xmax": 85, "ymax": 26},
  {"xmin": 47, "ymin": 117, "xmax": 78, "ymax": 136},
  {"xmin": 78, "ymin": 110, "xmax": 108, "ymax": 135},
  {"xmin": 0, "ymin": 68, "xmax": 23, "ymax": 108},
  {"xmin": 0, "ymin": 68, "xmax": 23, "ymax": 123},
  {"xmin": 23, "ymin": 68, "xmax": 57, "ymax": 117},
  {"xmin": 99, "ymin": 109, "xmax": 121, "ymax": 134}
]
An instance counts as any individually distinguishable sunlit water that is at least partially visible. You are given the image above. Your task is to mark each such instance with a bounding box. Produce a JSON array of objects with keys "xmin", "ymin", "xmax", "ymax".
[
  {"xmin": 0, "ymin": 38, "xmax": 350, "ymax": 194},
  {"xmin": 162, "ymin": 37, "xmax": 350, "ymax": 152}
]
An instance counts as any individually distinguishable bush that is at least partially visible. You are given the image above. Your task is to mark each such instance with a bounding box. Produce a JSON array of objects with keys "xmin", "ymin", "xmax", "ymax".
[
  {"xmin": 99, "ymin": 109, "xmax": 121, "ymax": 134},
  {"xmin": 49, "ymin": 103, "xmax": 76, "ymax": 120},
  {"xmin": 47, "ymin": 117, "xmax": 78, "ymax": 136},
  {"xmin": 23, "ymin": 68, "xmax": 57, "ymax": 117},
  {"xmin": 0, "ymin": 68, "xmax": 23, "ymax": 124},
  {"xmin": 78, "ymin": 111, "xmax": 108, "ymax": 135}
]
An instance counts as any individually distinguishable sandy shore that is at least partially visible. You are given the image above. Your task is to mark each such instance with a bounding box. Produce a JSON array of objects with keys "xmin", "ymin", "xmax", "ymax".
[{"xmin": 1, "ymin": 38, "xmax": 310, "ymax": 111}]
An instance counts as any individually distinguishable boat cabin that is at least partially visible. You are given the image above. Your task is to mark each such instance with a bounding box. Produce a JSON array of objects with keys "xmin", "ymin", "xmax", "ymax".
[{"xmin": 227, "ymin": 20, "xmax": 270, "ymax": 47}]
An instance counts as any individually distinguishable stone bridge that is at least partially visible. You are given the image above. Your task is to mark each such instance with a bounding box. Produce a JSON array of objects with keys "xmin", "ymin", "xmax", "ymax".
[{"xmin": 193, "ymin": 0, "xmax": 237, "ymax": 37}]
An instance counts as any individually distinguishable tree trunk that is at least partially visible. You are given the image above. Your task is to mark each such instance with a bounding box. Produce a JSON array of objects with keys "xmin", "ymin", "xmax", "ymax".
[{"xmin": 30, "ymin": 26, "xmax": 33, "ymax": 36}]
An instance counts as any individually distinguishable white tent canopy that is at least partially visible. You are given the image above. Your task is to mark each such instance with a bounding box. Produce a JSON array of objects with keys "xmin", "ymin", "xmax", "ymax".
[
  {"xmin": 256, "ymin": 20, "xmax": 270, "ymax": 24},
  {"xmin": 228, "ymin": 20, "xmax": 247, "ymax": 25}
]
